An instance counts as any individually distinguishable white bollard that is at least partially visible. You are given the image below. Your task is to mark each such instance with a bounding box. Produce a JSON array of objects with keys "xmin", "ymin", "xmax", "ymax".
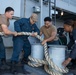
[
  {"xmin": 31, "ymin": 43, "xmax": 44, "ymax": 63},
  {"xmin": 48, "ymin": 45, "xmax": 67, "ymax": 74}
]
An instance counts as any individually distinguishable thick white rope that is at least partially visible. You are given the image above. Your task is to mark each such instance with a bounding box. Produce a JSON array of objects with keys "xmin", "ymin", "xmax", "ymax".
[
  {"xmin": 0, "ymin": 32, "xmax": 4, "ymax": 35},
  {"xmin": 0, "ymin": 32, "xmax": 69, "ymax": 75}
]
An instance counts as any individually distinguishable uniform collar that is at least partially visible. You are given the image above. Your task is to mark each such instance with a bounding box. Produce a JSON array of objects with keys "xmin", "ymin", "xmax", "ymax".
[
  {"xmin": 27, "ymin": 18, "xmax": 30, "ymax": 23},
  {"xmin": 27, "ymin": 18, "xmax": 32, "ymax": 26}
]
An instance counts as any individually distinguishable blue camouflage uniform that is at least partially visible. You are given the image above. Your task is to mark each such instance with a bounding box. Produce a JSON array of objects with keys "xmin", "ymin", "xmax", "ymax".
[
  {"xmin": 69, "ymin": 28, "xmax": 76, "ymax": 59},
  {"xmin": 11, "ymin": 18, "xmax": 40, "ymax": 62}
]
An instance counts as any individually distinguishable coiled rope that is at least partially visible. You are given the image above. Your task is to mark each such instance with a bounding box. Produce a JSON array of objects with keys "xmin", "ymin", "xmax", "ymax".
[{"xmin": 0, "ymin": 32, "xmax": 69, "ymax": 75}]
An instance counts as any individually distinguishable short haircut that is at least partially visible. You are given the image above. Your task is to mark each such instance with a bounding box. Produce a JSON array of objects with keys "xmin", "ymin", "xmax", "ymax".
[
  {"xmin": 30, "ymin": 13, "xmax": 38, "ymax": 21},
  {"xmin": 64, "ymin": 20, "xmax": 74, "ymax": 26},
  {"xmin": 44, "ymin": 17, "xmax": 52, "ymax": 22},
  {"xmin": 5, "ymin": 7, "xmax": 14, "ymax": 13}
]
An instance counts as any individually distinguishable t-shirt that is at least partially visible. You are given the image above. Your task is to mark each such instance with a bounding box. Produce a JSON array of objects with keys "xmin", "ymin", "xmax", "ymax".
[
  {"xmin": 0, "ymin": 14, "xmax": 9, "ymax": 32},
  {"xmin": 40, "ymin": 25, "xmax": 58, "ymax": 41}
]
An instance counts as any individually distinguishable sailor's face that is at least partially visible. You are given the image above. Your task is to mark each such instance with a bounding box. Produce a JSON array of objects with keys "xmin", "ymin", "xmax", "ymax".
[
  {"xmin": 44, "ymin": 21, "xmax": 52, "ymax": 28},
  {"xmin": 30, "ymin": 18, "xmax": 37, "ymax": 25},
  {"xmin": 64, "ymin": 24, "xmax": 72, "ymax": 32},
  {"xmin": 6, "ymin": 11, "xmax": 14, "ymax": 19}
]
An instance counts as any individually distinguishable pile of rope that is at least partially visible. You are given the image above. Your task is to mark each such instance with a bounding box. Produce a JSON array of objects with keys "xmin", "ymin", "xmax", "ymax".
[{"xmin": 0, "ymin": 32, "xmax": 69, "ymax": 75}]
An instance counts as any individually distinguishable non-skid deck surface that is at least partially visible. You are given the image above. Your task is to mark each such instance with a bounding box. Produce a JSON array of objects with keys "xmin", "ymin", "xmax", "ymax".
[{"xmin": 0, "ymin": 64, "xmax": 76, "ymax": 75}]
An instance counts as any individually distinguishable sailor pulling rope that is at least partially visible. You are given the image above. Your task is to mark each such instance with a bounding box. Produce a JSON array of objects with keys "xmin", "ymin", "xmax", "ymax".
[{"xmin": 0, "ymin": 32, "xmax": 69, "ymax": 75}]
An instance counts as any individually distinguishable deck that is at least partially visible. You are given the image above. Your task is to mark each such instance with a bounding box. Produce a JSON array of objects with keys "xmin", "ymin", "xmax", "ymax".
[{"xmin": 0, "ymin": 63, "xmax": 76, "ymax": 75}]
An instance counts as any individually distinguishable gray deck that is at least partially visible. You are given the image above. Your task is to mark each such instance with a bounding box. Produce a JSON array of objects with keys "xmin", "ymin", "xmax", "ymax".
[
  {"xmin": 0, "ymin": 63, "xmax": 76, "ymax": 75},
  {"xmin": 0, "ymin": 64, "xmax": 49, "ymax": 75}
]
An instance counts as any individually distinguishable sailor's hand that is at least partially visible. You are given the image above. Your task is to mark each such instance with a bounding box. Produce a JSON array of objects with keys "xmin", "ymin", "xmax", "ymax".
[
  {"xmin": 41, "ymin": 40, "xmax": 47, "ymax": 45},
  {"xmin": 62, "ymin": 58, "xmax": 72, "ymax": 67},
  {"xmin": 13, "ymin": 32, "xmax": 18, "ymax": 36},
  {"xmin": 31, "ymin": 32, "xmax": 38, "ymax": 37}
]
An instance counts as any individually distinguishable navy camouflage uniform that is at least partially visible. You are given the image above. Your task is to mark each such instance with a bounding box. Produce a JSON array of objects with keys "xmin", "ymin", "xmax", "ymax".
[
  {"xmin": 11, "ymin": 18, "xmax": 40, "ymax": 62},
  {"xmin": 69, "ymin": 28, "xmax": 76, "ymax": 59}
]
